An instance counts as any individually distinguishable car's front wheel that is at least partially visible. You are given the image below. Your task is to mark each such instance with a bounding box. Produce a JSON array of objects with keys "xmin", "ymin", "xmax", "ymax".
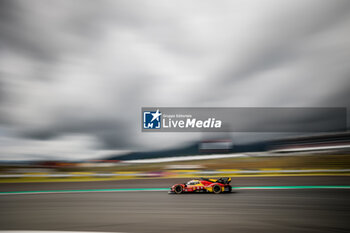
[
  {"xmin": 212, "ymin": 184, "xmax": 222, "ymax": 194},
  {"xmin": 174, "ymin": 185, "xmax": 183, "ymax": 194}
]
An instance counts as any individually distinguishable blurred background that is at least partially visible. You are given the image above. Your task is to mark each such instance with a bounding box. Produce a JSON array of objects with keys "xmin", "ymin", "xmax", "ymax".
[
  {"xmin": 0, "ymin": 1, "xmax": 350, "ymax": 232},
  {"xmin": 0, "ymin": 0, "xmax": 349, "ymax": 176}
]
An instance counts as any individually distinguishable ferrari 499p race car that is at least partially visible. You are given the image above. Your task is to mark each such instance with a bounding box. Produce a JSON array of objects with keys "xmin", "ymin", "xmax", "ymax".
[{"xmin": 169, "ymin": 177, "xmax": 232, "ymax": 194}]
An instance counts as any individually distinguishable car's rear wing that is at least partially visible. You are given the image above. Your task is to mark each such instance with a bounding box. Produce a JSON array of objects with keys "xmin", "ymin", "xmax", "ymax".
[
  {"xmin": 217, "ymin": 177, "xmax": 231, "ymax": 184},
  {"xmin": 201, "ymin": 177, "xmax": 231, "ymax": 184}
]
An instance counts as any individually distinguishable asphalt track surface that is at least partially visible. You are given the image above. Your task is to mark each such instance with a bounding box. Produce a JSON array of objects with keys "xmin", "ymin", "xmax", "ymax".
[
  {"xmin": 1, "ymin": 176, "xmax": 350, "ymax": 233},
  {"xmin": 2, "ymin": 176, "xmax": 350, "ymax": 192}
]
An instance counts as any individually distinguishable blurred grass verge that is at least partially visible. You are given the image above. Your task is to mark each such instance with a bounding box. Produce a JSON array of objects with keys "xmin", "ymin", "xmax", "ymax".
[{"xmin": 1, "ymin": 154, "xmax": 350, "ymax": 183}]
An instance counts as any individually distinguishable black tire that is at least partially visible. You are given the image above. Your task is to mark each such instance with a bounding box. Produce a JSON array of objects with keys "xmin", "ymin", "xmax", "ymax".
[
  {"xmin": 174, "ymin": 185, "xmax": 183, "ymax": 194},
  {"xmin": 226, "ymin": 185, "xmax": 232, "ymax": 193},
  {"xmin": 212, "ymin": 184, "xmax": 222, "ymax": 194}
]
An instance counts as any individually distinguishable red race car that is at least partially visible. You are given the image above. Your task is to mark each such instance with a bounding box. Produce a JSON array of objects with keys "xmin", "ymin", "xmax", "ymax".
[{"xmin": 169, "ymin": 177, "xmax": 232, "ymax": 194}]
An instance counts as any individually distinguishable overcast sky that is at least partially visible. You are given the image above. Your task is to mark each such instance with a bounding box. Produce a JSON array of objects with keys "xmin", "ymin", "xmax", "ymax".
[{"xmin": 0, "ymin": 0, "xmax": 350, "ymax": 160}]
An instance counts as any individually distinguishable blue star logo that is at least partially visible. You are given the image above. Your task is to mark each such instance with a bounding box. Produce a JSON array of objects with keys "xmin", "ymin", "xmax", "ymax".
[{"xmin": 143, "ymin": 109, "xmax": 162, "ymax": 129}]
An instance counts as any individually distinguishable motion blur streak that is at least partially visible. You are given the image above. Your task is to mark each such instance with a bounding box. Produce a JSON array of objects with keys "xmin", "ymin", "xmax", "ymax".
[
  {"xmin": 1, "ymin": 190, "xmax": 349, "ymax": 233},
  {"xmin": 1, "ymin": 186, "xmax": 350, "ymax": 196},
  {"xmin": 1, "ymin": 177, "xmax": 349, "ymax": 232}
]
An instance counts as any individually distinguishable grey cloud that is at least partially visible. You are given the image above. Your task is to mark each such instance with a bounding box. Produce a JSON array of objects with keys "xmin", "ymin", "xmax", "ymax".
[
  {"xmin": 199, "ymin": 1, "xmax": 350, "ymax": 104},
  {"xmin": 0, "ymin": 0, "xmax": 350, "ymax": 160}
]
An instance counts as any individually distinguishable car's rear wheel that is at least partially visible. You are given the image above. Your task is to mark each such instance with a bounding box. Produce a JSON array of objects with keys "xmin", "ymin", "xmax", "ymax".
[
  {"xmin": 212, "ymin": 184, "xmax": 222, "ymax": 194},
  {"xmin": 174, "ymin": 185, "xmax": 183, "ymax": 194},
  {"xmin": 226, "ymin": 185, "xmax": 232, "ymax": 193}
]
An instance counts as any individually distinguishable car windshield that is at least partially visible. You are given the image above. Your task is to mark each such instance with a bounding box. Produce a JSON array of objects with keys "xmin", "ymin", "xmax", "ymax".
[{"xmin": 187, "ymin": 180, "xmax": 199, "ymax": 185}]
